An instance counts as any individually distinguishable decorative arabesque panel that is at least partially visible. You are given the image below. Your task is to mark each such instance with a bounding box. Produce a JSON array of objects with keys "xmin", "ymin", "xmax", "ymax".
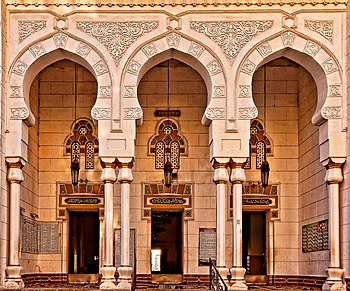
[
  {"xmin": 64, "ymin": 119, "xmax": 99, "ymax": 170},
  {"xmin": 245, "ymin": 119, "xmax": 272, "ymax": 169},
  {"xmin": 149, "ymin": 119, "xmax": 187, "ymax": 170}
]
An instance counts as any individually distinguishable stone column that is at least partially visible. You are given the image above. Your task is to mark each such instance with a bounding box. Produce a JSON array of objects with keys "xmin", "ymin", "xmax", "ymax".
[
  {"xmin": 116, "ymin": 161, "xmax": 133, "ymax": 290},
  {"xmin": 322, "ymin": 160, "xmax": 346, "ymax": 291},
  {"xmin": 229, "ymin": 163, "xmax": 247, "ymax": 291},
  {"xmin": 4, "ymin": 157, "xmax": 25, "ymax": 290},
  {"xmin": 100, "ymin": 159, "xmax": 118, "ymax": 290},
  {"xmin": 212, "ymin": 159, "xmax": 230, "ymax": 280}
]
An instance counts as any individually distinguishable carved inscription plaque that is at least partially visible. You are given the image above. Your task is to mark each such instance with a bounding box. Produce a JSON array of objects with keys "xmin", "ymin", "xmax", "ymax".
[
  {"xmin": 20, "ymin": 217, "xmax": 59, "ymax": 253},
  {"xmin": 302, "ymin": 219, "xmax": 328, "ymax": 252},
  {"xmin": 114, "ymin": 229, "xmax": 135, "ymax": 268},
  {"xmin": 198, "ymin": 228, "xmax": 216, "ymax": 266}
]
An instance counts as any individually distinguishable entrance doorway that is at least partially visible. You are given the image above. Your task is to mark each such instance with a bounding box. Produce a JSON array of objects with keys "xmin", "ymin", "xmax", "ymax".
[
  {"xmin": 151, "ymin": 210, "xmax": 183, "ymax": 283},
  {"xmin": 69, "ymin": 211, "xmax": 99, "ymax": 277},
  {"xmin": 242, "ymin": 211, "xmax": 267, "ymax": 284}
]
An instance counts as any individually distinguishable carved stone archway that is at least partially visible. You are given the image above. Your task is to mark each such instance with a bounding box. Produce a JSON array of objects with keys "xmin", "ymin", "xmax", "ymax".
[{"xmin": 7, "ymin": 32, "xmax": 113, "ymax": 159}]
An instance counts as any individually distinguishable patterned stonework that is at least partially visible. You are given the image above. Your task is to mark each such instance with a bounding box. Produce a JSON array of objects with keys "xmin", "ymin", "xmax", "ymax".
[
  {"xmin": 189, "ymin": 21, "xmax": 273, "ymax": 64},
  {"xmin": 76, "ymin": 21, "xmax": 159, "ymax": 65},
  {"xmin": 239, "ymin": 85, "xmax": 251, "ymax": 97},
  {"xmin": 206, "ymin": 108, "xmax": 225, "ymax": 119},
  {"xmin": 53, "ymin": 33, "xmax": 68, "ymax": 48},
  {"xmin": 305, "ymin": 20, "xmax": 333, "ymax": 43},
  {"xmin": 124, "ymin": 108, "xmax": 142, "ymax": 119},
  {"xmin": 303, "ymin": 40, "xmax": 321, "ymax": 57},
  {"xmin": 93, "ymin": 60, "xmax": 108, "ymax": 75},
  {"xmin": 328, "ymin": 85, "xmax": 341, "ymax": 97},
  {"xmin": 241, "ymin": 59, "xmax": 256, "ymax": 75},
  {"xmin": 12, "ymin": 60, "xmax": 28, "ymax": 76},
  {"xmin": 238, "ymin": 107, "xmax": 258, "ymax": 119},
  {"xmin": 92, "ymin": 108, "xmax": 111, "ymax": 119},
  {"xmin": 281, "ymin": 32, "xmax": 296, "ymax": 47},
  {"xmin": 207, "ymin": 60, "xmax": 222, "ymax": 75},
  {"xmin": 322, "ymin": 57, "xmax": 338, "ymax": 74},
  {"xmin": 10, "ymin": 108, "xmax": 29, "ymax": 119},
  {"xmin": 256, "ymin": 42, "xmax": 272, "ymax": 57},
  {"xmin": 29, "ymin": 43, "xmax": 45, "ymax": 58},
  {"xmin": 166, "ymin": 33, "xmax": 181, "ymax": 48},
  {"xmin": 124, "ymin": 86, "xmax": 136, "ymax": 98},
  {"xmin": 18, "ymin": 20, "xmax": 46, "ymax": 42},
  {"xmin": 76, "ymin": 42, "xmax": 92, "ymax": 58},
  {"xmin": 10, "ymin": 86, "xmax": 22, "ymax": 98},
  {"xmin": 213, "ymin": 86, "xmax": 225, "ymax": 97},
  {"xmin": 322, "ymin": 107, "xmax": 342, "ymax": 119},
  {"xmin": 99, "ymin": 86, "xmax": 111, "ymax": 98},
  {"xmin": 142, "ymin": 42, "xmax": 158, "ymax": 58},
  {"xmin": 188, "ymin": 42, "xmax": 205, "ymax": 58}
]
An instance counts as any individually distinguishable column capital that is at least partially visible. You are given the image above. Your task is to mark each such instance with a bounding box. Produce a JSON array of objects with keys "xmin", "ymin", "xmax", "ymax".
[
  {"xmin": 229, "ymin": 163, "xmax": 246, "ymax": 184},
  {"xmin": 6, "ymin": 157, "xmax": 25, "ymax": 184},
  {"xmin": 324, "ymin": 159, "xmax": 344, "ymax": 185},
  {"xmin": 100, "ymin": 160, "xmax": 117, "ymax": 184},
  {"xmin": 118, "ymin": 162, "xmax": 134, "ymax": 184}
]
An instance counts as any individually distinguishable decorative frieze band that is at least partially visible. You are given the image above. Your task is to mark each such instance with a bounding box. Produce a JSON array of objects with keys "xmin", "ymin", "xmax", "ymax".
[
  {"xmin": 92, "ymin": 108, "xmax": 111, "ymax": 119},
  {"xmin": 124, "ymin": 108, "xmax": 142, "ymax": 119},
  {"xmin": 10, "ymin": 108, "xmax": 29, "ymax": 119},
  {"xmin": 206, "ymin": 108, "xmax": 225, "ymax": 119},
  {"xmin": 238, "ymin": 107, "xmax": 258, "ymax": 119},
  {"xmin": 304, "ymin": 20, "xmax": 333, "ymax": 43},
  {"xmin": 189, "ymin": 20, "xmax": 273, "ymax": 64},
  {"xmin": 322, "ymin": 106, "xmax": 341, "ymax": 119},
  {"xmin": 76, "ymin": 21, "xmax": 159, "ymax": 65},
  {"xmin": 18, "ymin": 20, "xmax": 46, "ymax": 43}
]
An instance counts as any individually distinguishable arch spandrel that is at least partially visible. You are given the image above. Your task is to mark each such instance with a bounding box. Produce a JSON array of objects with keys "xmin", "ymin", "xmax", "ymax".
[{"xmin": 236, "ymin": 31, "xmax": 346, "ymax": 161}]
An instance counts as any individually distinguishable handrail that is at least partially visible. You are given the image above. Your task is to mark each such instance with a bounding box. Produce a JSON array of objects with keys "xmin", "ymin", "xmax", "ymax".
[{"xmin": 209, "ymin": 258, "xmax": 228, "ymax": 291}]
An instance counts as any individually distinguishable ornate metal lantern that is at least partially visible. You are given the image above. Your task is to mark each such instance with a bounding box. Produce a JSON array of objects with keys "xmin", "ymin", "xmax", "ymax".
[
  {"xmin": 261, "ymin": 160, "xmax": 270, "ymax": 188},
  {"xmin": 71, "ymin": 157, "xmax": 80, "ymax": 186}
]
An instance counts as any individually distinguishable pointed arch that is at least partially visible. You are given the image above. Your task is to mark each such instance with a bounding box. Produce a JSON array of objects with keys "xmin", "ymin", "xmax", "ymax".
[
  {"xmin": 236, "ymin": 31, "xmax": 344, "ymax": 127},
  {"xmin": 7, "ymin": 32, "xmax": 112, "ymax": 158},
  {"xmin": 118, "ymin": 32, "xmax": 228, "ymax": 129}
]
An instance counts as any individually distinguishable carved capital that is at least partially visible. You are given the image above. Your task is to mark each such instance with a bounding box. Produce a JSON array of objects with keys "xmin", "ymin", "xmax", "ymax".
[
  {"xmin": 118, "ymin": 163, "xmax": 134, "ymax": 184},
  {"xmin": 212, "ymin": 161, "xmax": 229, "ymax": 184},
  {"xmin": 6, "ymin": 158, "xmax": 25, "ymax": 183},
  {"xmin": 324, "ymin": 160, "xmax": 343, "ymax": 184},
  {"xmin": 229, "ymin": 163, "xmax": 246, "ymax": 184},
  {"xmin": 101, "ymin": 161, "xmax": 118, "ymax": 184}
]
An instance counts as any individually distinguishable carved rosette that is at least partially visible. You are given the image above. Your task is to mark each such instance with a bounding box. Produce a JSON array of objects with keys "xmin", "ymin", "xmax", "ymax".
[
  {"xmin": 303, "ymin": 40, "xmax": 321, "ymax": 57},
  {"xmin": 281, "ymin": 32, "xmax": 296, "ymax": 47},
  {"xmin": 188, "ymin": 41, "xmax": 204, "ymax": 58},
  {"xmin": 124, "ymin": 86, "xmax": 136, "ymax": 98},
  {"xmin": 328, "ymin": 85, "xmax": 341, "ymax": 97},
  {"xmin": 166, "ymin": 33, "xmax": 181, "ymax": 48},
  {"xmin": 241, "ymin": 59, "xmax": 256, "ymax": 75},
  {"xmin": 12, "ymin": 60, "xmax": 28, "ymax": 76},
  {"xmin": 93, "ymin": 60, "xmax": 108, "ymax": 76},
  {"xmin": 322, "ymin": 57, "xmax": 338, "ymax": 75},
  {"xmin": 10, "ymin": 86, "xmax": 22, "ymax": 98},
  {"xmin": 256, "ymin": 42, "xmax": 272, "ymax": 57},
  {"xmin": 189, "ymin": 20, "xmax": 273, "ymax": 64},
  {"xmin": 29, "ymin": 43, "xmax": 45, "ymax": 58},
  {"xmin": 18, "ymin": 20, "xmax": 46, "ymax": 42},
  {"xmin": 53, "ymin": 33, "xmax": 69, "ymax": 49},
  {"xmin": 92, "ymin": 108, "xmax": 111, "ymax": 119},
  {"xmin": 205, "ymin": 108, "xmax": 225, "ymax": 119},
  {"xmin": 10, "ymin": 108, "xmax": 29, "ymax": 119},
  {"xmin": 76, "ymin": 21, "xmax": 159, "ymax": 65},
  {"xmin": 305, "ymin": 20, "xmax": 333, "ymax": 43},
  {"xmin": 321, "ymin": 107, "xmax": 342, "ymax": 119},
  {"xmin": 238, "ymin": 107, "xmax": 258, "ymax": 119},
  {"xmin": 99, "ymin": 86, "xmax": 111, "ymax": 98},
  {"xmin": 213, "ymin": 86, "xmax": 225, "ymax": 98},
  {"xmin": 124, "ymin": 108, "xmax": 142, "ymax": 119},
  {"xmin": 76, "ymin": 42, "xmax": 92, "ymax": 58},
  {"xmin": 239, "ymin": 85, "xmax": 251, "ymax": 97}
]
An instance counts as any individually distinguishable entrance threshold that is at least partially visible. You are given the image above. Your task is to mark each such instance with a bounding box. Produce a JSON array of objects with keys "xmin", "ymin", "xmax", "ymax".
[
  {"xmin": 151, "ymin": 274, "xmax": 183, "ymax": 284},
  {"xmin": 245, "ymin": 275, "xmax": 267, "ymax": 285},
  {"xmin": 68, "ymin": 274, "xmax": 99, "ymax": 284}
]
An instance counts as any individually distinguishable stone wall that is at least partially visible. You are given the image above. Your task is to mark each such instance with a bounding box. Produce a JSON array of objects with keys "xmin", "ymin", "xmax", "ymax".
[
  {"xmin": 297, "ymin": 67, "xmax": 328, "ymax": 276},
  {"xmin": 248, "ymin": 58, "xmax": 300, "ymax": 276}
]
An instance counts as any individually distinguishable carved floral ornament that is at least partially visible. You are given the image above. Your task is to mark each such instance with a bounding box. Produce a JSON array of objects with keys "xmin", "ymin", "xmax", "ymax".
[
  {"xmin": 76, "ymin": 21, "xmax": 159, "ymax": 65},
  {"xmin": 304, "ymin": 20, "xmax": 333, "ymax": 43},
  {"xmin": 189, "ymin": 20, "xmax": 274, "ymax": 64},
  {"xmin": 322, "ymin": 107, "xmax": 342, "ymax": 119},
  {"xmin": 18, "ymin": 20, "xmax": 46, "ymax": 43}
]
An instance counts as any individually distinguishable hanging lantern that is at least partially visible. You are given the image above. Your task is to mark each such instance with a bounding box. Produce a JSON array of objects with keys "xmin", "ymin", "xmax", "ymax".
[
  {"xmin": 163, "ymin": 155, "xmax": 173, "ymax": 188},
  {"xmin": 71, "ymin": 157, "xmax": 80, "ymax": 186},
  {"xmin": 261, "ymin": 159, "xmax": 270, "ymax": 188}
]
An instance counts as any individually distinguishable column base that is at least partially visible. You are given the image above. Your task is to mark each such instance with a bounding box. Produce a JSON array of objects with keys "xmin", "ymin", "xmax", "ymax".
[
  {"xmin": 322, "ymin": 268, "xmax": 346, "ymax": 291},
  {"xmin": 216, "ymin": 267, "xmax": 230, "ymax": 286},
  {"xmin": 228, "ymin": 267, "xmax": 248, "ymax": 291},
  {"xmin": 116, "ymin": 266, "xmax": 133, "ymax": 290},
  {"xmin": 4, "ymin": 266, "xmax": 24, "ymax": 289},
  {"xmin": 100, "ymin": 266, "xmax": 117, "ymax": 290}
]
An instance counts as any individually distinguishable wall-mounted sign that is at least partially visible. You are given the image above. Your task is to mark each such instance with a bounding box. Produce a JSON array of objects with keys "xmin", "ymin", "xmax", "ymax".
[
  {"xmin": 149, "ymin": 197, "xmax": 186, "ymax": 205},
  {"xmin": 64, "ymin": 197, "xmax": 101, "ymax": 204},
  {"xmin": 198, "ymin": 228, "xmax": 216, "ymax": 266}
]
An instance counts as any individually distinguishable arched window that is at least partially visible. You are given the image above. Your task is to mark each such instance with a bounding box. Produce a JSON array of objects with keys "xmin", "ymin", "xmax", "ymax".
[
  {"xmin": 245, "ymin": 119, "xmax": 272, "ymax": 169},
  {"xmin": 149, "ymin": 119, "xmax": 187, "ymax": 170},
  {"xmin": 64, "ymin": 118, "xmax": 99, "ymax": 169}
]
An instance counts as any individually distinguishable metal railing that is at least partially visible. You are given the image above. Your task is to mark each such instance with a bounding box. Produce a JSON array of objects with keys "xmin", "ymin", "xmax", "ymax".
[{"xmin": 209, "ymin": 259, "xmax": 228, "ymax": 291}]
